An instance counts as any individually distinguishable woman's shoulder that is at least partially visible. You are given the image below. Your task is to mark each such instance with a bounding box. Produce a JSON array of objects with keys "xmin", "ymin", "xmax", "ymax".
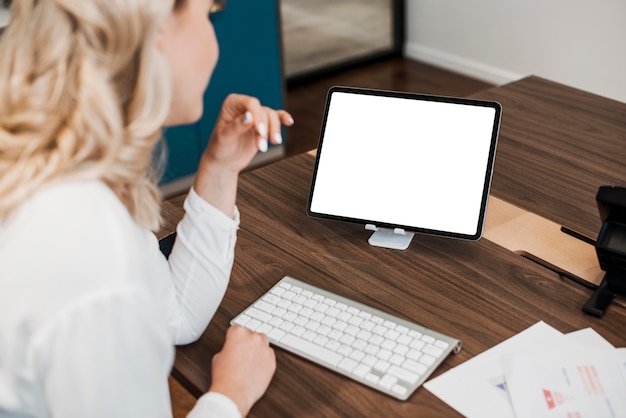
[
  {"xmin": 10, "ymin": 179, "xmax": 132, "ymax": 234},
  {"xmin": 0, "ymin": 179, "xmax": 143, "ymax": 278}
]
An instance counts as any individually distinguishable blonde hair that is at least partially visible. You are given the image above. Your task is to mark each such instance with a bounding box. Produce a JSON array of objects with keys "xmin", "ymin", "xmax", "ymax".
[{"xmin": 0, "ymin": 0, "xmax": 174, "ymax": 231}]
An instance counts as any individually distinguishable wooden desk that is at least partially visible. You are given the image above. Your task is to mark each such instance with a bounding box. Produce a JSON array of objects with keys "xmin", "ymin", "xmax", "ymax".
[{"xmin": 161, "ymin": 77, "xmax": 626, "ymax": 417}]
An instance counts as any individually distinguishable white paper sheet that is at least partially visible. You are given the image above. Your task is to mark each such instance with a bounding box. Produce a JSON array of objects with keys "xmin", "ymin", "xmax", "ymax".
[{"xmin": 423, "ymin": 321, "xmax": 566, "ymax": 418}]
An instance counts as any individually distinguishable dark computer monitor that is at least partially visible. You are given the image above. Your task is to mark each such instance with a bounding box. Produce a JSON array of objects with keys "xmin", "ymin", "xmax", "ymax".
[{"xmin": 307, "ymin": 86, "xmax": 502, "ymax": 250}]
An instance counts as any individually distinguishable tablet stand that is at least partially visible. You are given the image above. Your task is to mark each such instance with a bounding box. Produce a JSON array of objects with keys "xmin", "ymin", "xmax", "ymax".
[{"xmin": 366, "ymin": 224, "xmax": 415, "ymax": 250}]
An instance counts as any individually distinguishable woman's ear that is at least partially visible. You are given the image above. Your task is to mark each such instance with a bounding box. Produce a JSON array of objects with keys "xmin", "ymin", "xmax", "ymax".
[
  {"xmin": 156, "ymin": 16, "xmax": 171, "ymax": 52},
  {"xmin": 0, "ymin": 5, "xmax": 11, "ymax": 31}
]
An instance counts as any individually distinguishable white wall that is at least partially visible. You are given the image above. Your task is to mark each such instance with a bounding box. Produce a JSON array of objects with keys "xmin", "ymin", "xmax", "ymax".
[{"xmin": 404, "ymin": 0, "xmax": 626, "ymax": 103}]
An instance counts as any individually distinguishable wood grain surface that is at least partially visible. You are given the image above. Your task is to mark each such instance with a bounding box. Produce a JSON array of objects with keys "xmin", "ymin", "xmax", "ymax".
[{"xmin": 165, "ymin": 76, "xmax": 626, "ymax": 417}]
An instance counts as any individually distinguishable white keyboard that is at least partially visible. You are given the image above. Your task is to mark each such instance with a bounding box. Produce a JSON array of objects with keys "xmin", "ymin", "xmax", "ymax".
[{"xmin": 231, "ymin": 276, "xmax": 461, "ymax": 400}]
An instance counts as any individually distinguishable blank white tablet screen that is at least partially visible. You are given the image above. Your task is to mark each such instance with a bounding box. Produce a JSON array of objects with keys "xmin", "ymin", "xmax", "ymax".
[{"xmin": 308, "ymin": 90, "xmax": 499, "ymax": 238}]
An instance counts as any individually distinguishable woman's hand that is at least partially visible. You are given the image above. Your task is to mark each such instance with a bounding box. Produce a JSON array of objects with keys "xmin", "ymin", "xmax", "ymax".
[
  {"xmin": 209, "ymin": 326, "xmax": 276, "ymax": 417},
  {"xmin": 203, "ymin": 93, "xmax": 293, "ymax": 173},
  {"xmin": 193, "ymin": 94, "xmax": 294, "ymax": 218}
]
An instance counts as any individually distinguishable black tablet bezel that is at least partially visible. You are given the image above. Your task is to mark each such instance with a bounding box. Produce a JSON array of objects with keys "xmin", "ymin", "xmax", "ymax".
[{"xmin": 306, "ymin": 86, "xmax": 502, "ymax": 241}]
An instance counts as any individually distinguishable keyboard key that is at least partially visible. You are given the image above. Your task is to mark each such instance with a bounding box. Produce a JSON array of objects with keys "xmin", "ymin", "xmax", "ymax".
[
  {"xmin": 314, "ymin": 303, "xmax": 330, "ymax": 314},
  {"xmin": 271, "ymin": 287, "xmax": 286, "ymax": 296},
  {"xmin": 291, "ymin": 326, "xmax": 305, "ymax": 337},
  {"xmin": 337, "ymin": 311, "xmax": 352, "ymax": 322},
  {"xmin": 293, "ymin": 295, "xmax": 307, "ymax": 305},
  {"xmin": 299, "ymin": 307, "xmax": 313, "ymax": 318},
  {"xmin": 339, "ymin": 334, "xmax": 355, "ymax": 346},
  {"xmin": 232, "ymin": 314, "xmax": 250, "ymax": 327},
  {"xmin": 435, "ymin": 340, "xmax": 450, "ymax": 350},
  {"xmin": 377, "ymin": 349, "xmax": 392, "ymax": 361},
  {"xmin": 381, "ymin": 339, "xmax": 396, "ymax": 351},
  {"xmin": 403, "ymin": 359, "xmax": 427, "ymax": 376},
  {"xmin": 245, "ymin": 318, "xmax": 262, "ymax": 331},
  {"xmin": 279, "ymin": 322, "xmax": 294, "ymax": 332},
  {"xmin": 409, "ymin": 340, "xmax": 425, "ymax": 351},
  {"xmin": 333, "ymin": 321, "xmax": 348, "ymax": 332},
  {"xmin": 408, "ymin": 330, "xmax": 422, "ymax": 339},
  {"xmin": 345, "ymin": 325, "xmax": 359, "ymax": 336},
  {"xmin": 389, "ymin": 354, "xmax": 404, "ymax": 366},
  {"xmin": 303, "ymin": 299, "xmax": 318, "ymax": 308},
  {"xmin": 353, "ymin": 364, "xmax": 371, "ymax": 378},
  {"xmin": 313, "ymin": 335, "xmax": 329, "ymax": 347},
  {"xmin": 287, "ymin": 304, "xmax": 302, "ymax": 314},
  {"xmin": 337, "ymin": 345, "xmax": 352, "ymax": 357},
  {"xmin": 374, "ymin": 360, "xmax": 390, "ymax": 373},
  {"xmin": 305, "ymin": 320, "xmax": 320, "ymax": 332},
  {"xmin": 372, "ymin": 325, "xmax": 387, "ymax": 336},
  {"xmin": 393, "ymin": 344, "xmax": 409, "ymax": 356},
  {"xmin": 397, "ymin": 334, "xmax": 412, "ymax": 346},
  {"xmin": 302, "ymin": 330, "xmax": 317, "ymax": 341},
  {"xmin": 346, "ymin": 306, "xmax": 359, "ymax": 315},
  {"xmin": 246, "ymin": 308, "xmax": 271, "ymax": 323},
  {"xmin": 257, "ymin": 323, "xmax": 272, "ymax": 335},
  {"xmin": 384, "ymin": 329, "xmax": 400, "ymax": 341},
  {"xmin": 406, "ymin": 349, "xmax": 422, "ymax": 361},
  {"xmin": 262, "ymin": 294, "xmax": 281, "ymax": 305},
  {"xmin": 358, "ymin": 311, "xmax": 372, "ymax": 320},
  {"xmin": 423, "ymin": 344, "xmax": 444, "ymax": 358},
  {"xmin": 281, "ymin": 334, "xmax": 342, "ymax": 366},
  {"xmin": 387, "ymin": 365, "xmax": 419, "ymax": 385},
  {"xmin": 396, "ymin": 325, "xmax": 409, "ymax": 334},
  {"xmin": 254, "ymin": 300, "xmax": 275, "ymax": 314},
  {"xmin": 267, "ymin": 328, "xmax": 286, "ymax": 342},
  {"xmin": 364, "ymin": 344, "xmax": 379, "ymax": 356},
  {"xmin": 325, "ymin": 340, "xmax": 341, "ymax": 352},
  {"xmin": 419, "ymin": 354, "xmax": 436, "ymax": 367},
  {"xmin": 338, "ymin": 358, "xmax": 358, "ymax": 373},
  {"xmin": 392, "ymin": 384, "xmax": 408, "ymax": 397},
  {"xmin": 421, "ymin": 335, "xmax": 436, "ymax": 344},
  {"xmin": 351, "ymin": 339, "xmax": 367, "ymax": 351},
  {"xmin": 383, "ymin": 320, "xmax": 396, "ymax": 329},
  {"xmin": 271, "ymin": 307, "xmax": 287, "ymax": 318},
  {"xmin": 369, "ymin": 335, "xmax": 384, "ymax": 346},
  {"xmin": 361, "ymin": 354, "xmax": 378, "ymax": 367},
  {"xmin": 317, "ymin": 325, "xmax": 332, "ymax": 336},
  {"xmin": 349, "ymin": 350, "xmax": 365, "ymax": 362},
  {"xmin": 365, "ymin": 373, "xmax": 380, "ymax": 384},
  {"xmin": 379, "ymin": 375, "xmax": 398, "ymax": 390},
  {"xmin": 293, "ymin": 316, "xmax": 307, "ymax": 326}
]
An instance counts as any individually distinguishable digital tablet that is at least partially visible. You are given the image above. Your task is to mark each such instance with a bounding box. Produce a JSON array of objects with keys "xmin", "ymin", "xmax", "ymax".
[{"xmin": 306, "ymin": 86, "xmax": 501, "ymax": 249}]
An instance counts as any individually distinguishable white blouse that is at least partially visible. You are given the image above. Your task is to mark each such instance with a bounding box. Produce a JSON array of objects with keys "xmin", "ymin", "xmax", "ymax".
[{"xmin": 0, "ymin": 180, "xmax": 242, "ymax": 417}]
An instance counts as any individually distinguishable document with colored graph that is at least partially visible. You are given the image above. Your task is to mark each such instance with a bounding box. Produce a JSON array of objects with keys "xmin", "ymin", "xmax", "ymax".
[{"xmin": 502, "ymin": 348, "xmax": 626, "ymax": 418}]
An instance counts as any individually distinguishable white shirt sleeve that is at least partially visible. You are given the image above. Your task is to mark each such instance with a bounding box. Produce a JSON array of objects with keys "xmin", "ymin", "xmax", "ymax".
[{"xmin": 163, "ymin": 187, "xmax": 240, "ymax": 344}]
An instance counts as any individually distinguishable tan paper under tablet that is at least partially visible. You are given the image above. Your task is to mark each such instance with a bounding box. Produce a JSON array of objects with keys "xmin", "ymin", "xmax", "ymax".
[{"xmin": 483, "ymin": 196, "xmax": 603, "ymax": 286}]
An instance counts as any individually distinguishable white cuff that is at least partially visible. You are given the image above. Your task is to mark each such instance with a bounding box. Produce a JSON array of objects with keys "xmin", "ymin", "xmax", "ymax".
[
  {"xmin": 186, "ymin": 186, "xmax": 240, "ymax": 227},
  {"xmin": 187, "ymin": 391, "xmax": 242, "ymax": 418}
]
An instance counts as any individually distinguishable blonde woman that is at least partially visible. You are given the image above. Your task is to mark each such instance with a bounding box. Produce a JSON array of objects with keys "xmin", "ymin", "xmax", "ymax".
[{"xmin": 0, "ymin": 0, "xmax": 293, "ymax": 416}]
